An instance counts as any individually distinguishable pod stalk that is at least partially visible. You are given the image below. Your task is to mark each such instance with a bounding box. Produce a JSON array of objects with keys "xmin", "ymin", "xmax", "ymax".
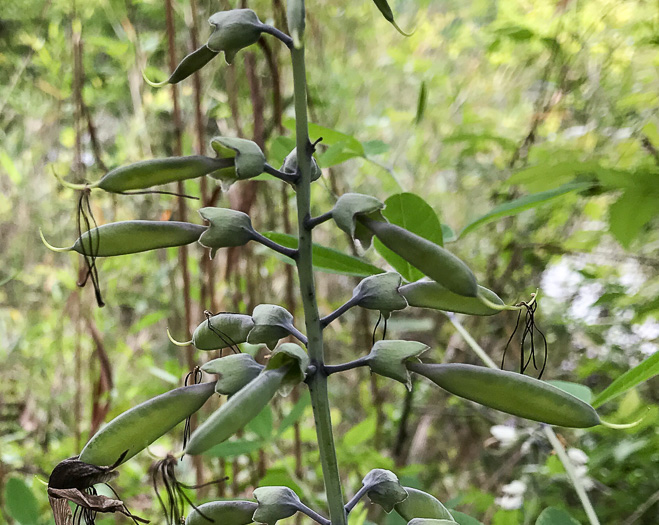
[
  {"xmin": 142, "ymin": 70, "xmax": 168, "ymax": 88},
  {"xmin": 53, "ymin": 170, "xmax": 100, "ymax": 191},
  {"xmin": 166, "ymin": 328, "xmax": 193, "ymax": 347},
  {"xmin": 40, "ymin": 229, "xmax": 73, "ymax": 253}
]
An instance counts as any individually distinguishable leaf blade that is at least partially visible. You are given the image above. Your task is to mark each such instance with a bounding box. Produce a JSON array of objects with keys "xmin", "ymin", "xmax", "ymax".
[{"xmin": 592, "ymin": 351, "xmax": 659, "ymax": 408}]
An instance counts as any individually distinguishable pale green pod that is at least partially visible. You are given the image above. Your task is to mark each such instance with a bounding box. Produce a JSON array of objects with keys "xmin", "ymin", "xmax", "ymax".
[
  {"xmin": 185, "ymin": 366, "xmax": 289, "ymax": 455},
  {"xmin": 281, "ymin": 148, "xmax": 322, "ymax": 182},
  {"xmin": 366, "ymin": 340, "xmax": 429, "ymax": 391},
  {"xmin": 185, "ymin": 500, "xmax": 258, "ymax": 525},
  {"xmin": 192, "ymin": 313, "xmax": 255, "ymax": 350},
  {"xmin": 210, "ymin": 137, "xmax": 266, "ymax": 189},
  {"xmin": 198, "ymin": 207, "xmax": 257, "ymax": 258},
  {"xmin": 253, "ymin": 486, "xmax": 302, "ymax": 524},
  {"xmin": 362, "ymin": 218, "xmax": 478, "ymax": 298},
  {"xmin": 287, "ymin": 0, "xmax": 305, "ymax": 48},
  {"xmin": 247, "ymin": 304, "xmax": 300, "ymax": 349},
  {"xmin": 408, "ymin": 363, "xmax": 601, "ymax": 428},
  {"xmin": 202, "ymin": 354, "xmax": 264, "ymax": 395},
  {"xmin": 331, "ymin": 193, "xmax": 384, "ymax": 250},
  {"xmin": 400, "ymin": 280, "xmax": 503, "ymax": 316},
  {"xmin": 407, "ymin": 520, "xmax": 457, "ymax": 525},
  {"xmin": 363, "ymin": 469, "xmax": 408, "ymax": 513},
  {"xmin": 42, "ymin": 221, "xmax": 206, "ymax": 257},
  {"xmin": 265, "ymin": 343, "xmax": 310, "ymax": 395},
  {"xmin": 96, "ymin": 156, "xmax": 230, "ymax": 192},
  {"xmin": 80, "ymin": 382, "xmax": 215, "ymax": 466},
  {"xmin": 352, "ymin": 272, "xmax": 408, "ymax": 316},
  {"xmin": 395, "ymin": 487, "xmax": 455, "ymax": 522},
  {"xmin": 207, "ymin": 9, "xmax": 264, "ymax": 64}
]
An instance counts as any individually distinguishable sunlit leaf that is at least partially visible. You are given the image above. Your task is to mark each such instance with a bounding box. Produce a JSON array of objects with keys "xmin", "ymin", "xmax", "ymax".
[{"xmin": 592, "ymin": 351, "xmax": 659, "ymax": 408}]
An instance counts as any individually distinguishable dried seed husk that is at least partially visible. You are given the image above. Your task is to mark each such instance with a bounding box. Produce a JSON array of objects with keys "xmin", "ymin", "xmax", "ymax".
[
  {"xmin": 192, "ymin": 313, "xmax": 255, "ymax": 350},
  {"xmin": 79, "ymin": 382, "xmax": 215, "ymax": 466},
  {"xmin": 362, "ymin": 218, "xmax": 478, "ymax": 298},
  {"xmin": 96, "ymin": 155, "xmax": 229, "ymax": 192},
  {"xmin": 185, "ymin": 500, "xmax": 258, "ymax": 525},
  {"xmin": 185, "ymin": 366, "xmax": 289, "ymax": 455},
  {"xmin": 408, "ymin": 363, "xmax": 600, "ymax": 428},
  {"xmin": 400, "ymin": 280, "xmax": 503, "ymax": 316},
  {"xmin": 395, "ymin": 487, "xmax": 455, "ymax": 522}
]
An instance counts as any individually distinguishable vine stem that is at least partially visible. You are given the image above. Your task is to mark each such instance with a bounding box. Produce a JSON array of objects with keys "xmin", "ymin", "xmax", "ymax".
[
  {"xmin": 445, "ymin": 313, "xmax": 600, "ymax": 525},
  {"xmin": 290, "ymin": 41, "xmax": 347, "ymax": 525}
]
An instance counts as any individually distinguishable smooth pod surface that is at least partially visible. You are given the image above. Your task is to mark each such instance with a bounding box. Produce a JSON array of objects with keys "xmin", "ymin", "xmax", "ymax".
[
  {"xmin": 185, "ymin": 367, "xmax": 288, "ymax": 455},
  {"xmin": 395, "ymin": 487, "xmax": 455, "ymax": 522},
  {"xmin": 160, "ymin": 45, "xmax": 219, "ymax": 86},
  {"xmin": 185, "ymin": 500, "xmax": 257, "ymax": 525},
  {"xmin": 363, "ymin": 219, "xmax": 478, "ymax": 297},
  {"xmin": 71, "ymin": 221, "xmax": 206, "ymax": 257},
  {"xmin": 408, "ymin": 363, "xmax": 600, "ymax": 428},
  {"xmin": 192, "ymin": 313, "xmax": 254, "ymax": 350},
  {"xmin": 400, "ymin": 281, "xmax": 503, "ymax": 316},
  {"xmin": 97, "ymin": 156, "xmax": 229, "ymax": 192},
  {"xmin": 80, "ymin": 382, "xmax": 215, "ymax": 466}
]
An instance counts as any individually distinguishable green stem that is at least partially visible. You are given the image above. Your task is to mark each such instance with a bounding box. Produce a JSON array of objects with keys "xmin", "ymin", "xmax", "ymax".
[
  {"xmin": 291, "ymin": 44, "xmax": 347, "ymax": 525},
  {"xmin": 446, "ymin": 313, "xmax": 600, "ymax": 525}
]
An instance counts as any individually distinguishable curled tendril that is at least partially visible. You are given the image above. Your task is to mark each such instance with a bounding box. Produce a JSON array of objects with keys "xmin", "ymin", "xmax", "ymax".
[
  {"xmin": 182, "ymin": 366, "xmax": 204, "ymax": 454},
  {"xmin": 371, "ymin": 312, "xmax": 388, "ymax": 346},
  {"xmin": 501, "ymin": 298, "xmax": 548, "ymax": 379},
  {"xmin": 76, "ymin": 188, "xmax": 104, "ymax": 307}
]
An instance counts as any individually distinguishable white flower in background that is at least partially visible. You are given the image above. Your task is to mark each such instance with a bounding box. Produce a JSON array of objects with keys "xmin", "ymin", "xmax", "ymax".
[
  {"xmin": 567, "ymin": 448, "xmax": 588, "ymax": 465},
  {"xmin": 567, "ymin": 448, "xmax": 595, "ymax": 490},
  {"xmin": 490, "ymin": 425, "xmax": 517, "ymax": 447},
  {"xmin": 495, "ymin": 480, "xmax": 527, "ymax": 510}
]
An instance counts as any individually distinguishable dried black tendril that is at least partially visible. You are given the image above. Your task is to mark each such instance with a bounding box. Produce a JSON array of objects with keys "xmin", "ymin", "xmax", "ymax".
[
  {"xmin": 182, "ymin": 366, "xmax": 203, "ymax": 454},
  {"xmin": 371, "ymin": 313, "xmax": 388, "ymax": 346},
  {"xmin": 151, "ymin": 455, "xmax": 226, "ymax": 524},
  {"xmin": 76, "ymin": 188, "xmax": 104, "ymax": 307},
  {"xmin": 501, "ymin": 299, "xmax": 548, "ymax": 379},
  {"xmin": 204, "ymin": 310, "xmax": 241, "ymax": 354}
]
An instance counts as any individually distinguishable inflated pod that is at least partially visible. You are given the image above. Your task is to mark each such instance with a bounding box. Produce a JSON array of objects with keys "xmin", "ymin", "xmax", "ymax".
[
  {"xmin": 185, "ymin": 366, "xmax": 289, "ymax": 455},
  {"xmin": 185, "ymin": 500, "xmax": 257, "ymax": 525},
  {"xmin": 79, "ymin": 382, "xmax": 215, "ymax": 466},
  {"xmin": 394, "ymin": 487, "xmax": 455, "ymax": 522},
  {"xmin": 361, "ymin": 218, "xmax": 478, "ymax": 298},
  {"xmin": 147, "ymin": 46, "xmax": 219, "ymax": 87},
  {"xmin": 408, "ymin": 363, "xmax": 600, "ymax": 428},
  {"xmin": 42, "ymin": 221, "xmax": 206, "ymax": 257},
  {"xmin": 192, "ymin": 313, "xmax": 254, "ymax": 350},
  {"xmin": 94, "ymin": 156, "xmax": 230, "ymax": 192},
  {"xmin": 400, "ymin": 280, "xmax": 503, "ymax": 316}
]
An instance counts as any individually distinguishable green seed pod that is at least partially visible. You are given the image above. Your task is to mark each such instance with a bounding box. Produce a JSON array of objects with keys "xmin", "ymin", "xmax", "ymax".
[
  {"xmin": 210, "ymin": 137, "xmax": 266, "ymax": 189},
  {"xmin": 371, "ymin": 0, "xmax": 414, "ymax": 36},
  {"xmin": 198, "ymin": 207, "xmax": 257, "ymax": 258},
  {"xmin": 41, "ymin": 221, "xmax": 206, "ymax": 257},
  {"xmin": 281, "ymin": 148, "xmax": 322, "ymax": 182},
  {"xmin": 192, "ymin": 313, "xmax": 255, "ymax": 351},
  {"xmin": 247, "ymin": 304, "xmax": 300, "ymax": 349},
  {"xmin": 144, "ymin": 45, "xmax": 219, "ymax": 87},
  {"xmin": 362, "ymin": 469, "xmax": 408, "ymax": 513},
  {"xmin": 394, "ymin": 487, "xmax": 455, "ymax": 522},
  {"xmin": 185, "ymin": 366, "xmax": 289, "ymax": 455},
  {"xmin": 80, "ymin": 382, "xmax": 215, "ymax": 466},
  {"xmin": 185, "ymin": 500, "xmax": 258, "ymax": 525},
  {"xmin": 408, "ymin": 363, "xmax": 601, "ymax": 428},
  {"xmin": 400, "ymin": 280, "xmax": 503, "ymax": 316},
  {"xmin": 202, "ymin": 354, "xmax": 264, "ymax": 395},
  {"xmin": 331, "ymin": 193, "xmax": 385, "ymax": 250},
  {"xmin": 361, "ymin": 218, "xmax": 478, "ymax": 298},
  {"xmin": 287, "ymin": 0, "xmax": 305, "ymax": 48},
  {"xmin": 95, "ymin": 155, "xmax": 229, "ymax": 193},
  {"xmin": 352, "ymin": 272, "xmax": 408, "ymax": 316},
  {"xmin": 366, "ymin": 340, "xmax": 429, "ymax": 391},
  {"xmin": 253, "ymin": 486, "xmax": 302, "ymax": 524},
  {"xmin": 207, "ymin": 9, "xmax": 264, "ymax": 64},
  {"xmin": 265, "ymin": 343, "xmax": 310, "ymax": 396}
]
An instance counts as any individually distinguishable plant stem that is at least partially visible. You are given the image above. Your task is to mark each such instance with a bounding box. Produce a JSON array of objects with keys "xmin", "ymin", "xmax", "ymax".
[
  {"xmin": 325, "ymin": 356, "xmax": 371, "ymax": 375},
  {"xmin": 446, "ymin": 312, "xmax": 601, "ymax": 525},
  {"xmin": 320, "ymin": 297, "xmax": 359, "ymax": 328},
  {"xmin": 290, "ymin": 43, "xmax": 347, "ymax": 525}
]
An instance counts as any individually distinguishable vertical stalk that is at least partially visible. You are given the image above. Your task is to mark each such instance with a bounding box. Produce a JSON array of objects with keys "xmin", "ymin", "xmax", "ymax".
[{"xmin": 291, "ymin": 43, "xmax": 346, "ymax": 524}]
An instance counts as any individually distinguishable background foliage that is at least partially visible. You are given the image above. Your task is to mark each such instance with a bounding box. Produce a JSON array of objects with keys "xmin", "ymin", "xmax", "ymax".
[{"xmin": 1, "ymin": 0, "xmax": 658, "ymax": 523}]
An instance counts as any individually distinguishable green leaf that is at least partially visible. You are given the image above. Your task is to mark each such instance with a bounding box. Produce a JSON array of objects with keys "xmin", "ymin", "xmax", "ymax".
[
  {"xmin": 246, "ymin": 404, "xmax": 273, "ymax": 440},
  {"xmin": 5, "ymin": 477, "xmax": 39, "ymax": 525},
  {"xmin": 450, "ymin": 511, "xmax": 484, "ymax": 525},
  {"xmin": 592, "ymin": 351, "xmax": 659, "ymax": 408},
  {"xmin": 343, "ymin": 415, "xmax": 376, "ymax": 447},
  {"xmin": 318, "ymin": 141, "xmax": 363, "ymax": 168},
  {"xmin": 278, "ymin": 391, "xmax": 310, "ymax": 435},
  {"xmin": 608, "ymin": 188, "xmax": 659, "ymax": 249},
  {"xmin": 415, "ymin": 81, "xmax": 427, "ymax": 125},
  {"xmin": 535, "ymin": 507, "xmax": 581, "ymax": 525},
  {"xmin": 204, "ymin": 438, "xmax": 264, "ymax": 458},
  {"xmin": 374, "ymin": 193, "xmax": 443, "ymax": 281},
  {"xmin": 262, "ymin": 232, "xmax": 383, "ymax": 277},
  {"xmin": 460, "ymin": 182, "xmax": 591, "ymax": 238},
  {"xmin": 363, "ymin": 140, "xmax": 390, "ymax": 157},
  {"xmin": 546, "ymin": 380, "xmax": 593, "ymax": 404}
]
